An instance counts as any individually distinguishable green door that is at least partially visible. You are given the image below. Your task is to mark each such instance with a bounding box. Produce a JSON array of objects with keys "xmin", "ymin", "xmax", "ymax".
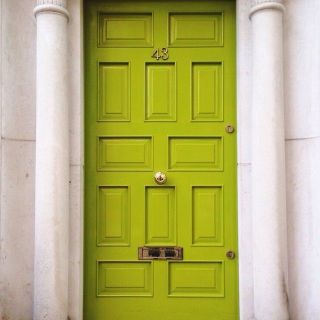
[{"xmin": 85, "ymin": 1, "xmax": 237, "ymax": 319}]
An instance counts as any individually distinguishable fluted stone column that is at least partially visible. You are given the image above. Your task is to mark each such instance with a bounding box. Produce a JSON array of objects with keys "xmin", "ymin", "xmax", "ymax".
[
  {"xmin": 250, "ymin": 1, "xmax": 289, "ymax": 319},
  {"xmin": 33, "ymin": 1, "xmax": 70, "ymax": 319}
]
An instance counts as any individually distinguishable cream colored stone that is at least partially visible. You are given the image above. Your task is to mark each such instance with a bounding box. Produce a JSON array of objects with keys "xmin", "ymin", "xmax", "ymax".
[
  {"xmin": 237, "ymin": 164, "xmax": 254, "ymax": 320},
  {"xmin": 250, "ymin": 1, "xmax": 284, "ymax": 18},
  {"xmin": 68, "ymin": 1, "xmax": 84, "ymax": 319},
  {"xmin": 0, "ymin": 1, "xmax": 36, "ymax": 319},
  {"xmin": 68, "ymin": 164, "xmax": 84, "ymax": 320},
  {"xmin": 284, "ymin": 3, "xmax": 320, "ymax": 318},
  {"xmin": 1, "ymin": 0, "xmax": 36, "ymax": 140},
  {"xmin": 33, "ymin": 2, "xmax": 70, "ymax": 319},
  {"xmin": 284, "ymin": 0, "xmax": 320, "ymax": 140},
  {"xmin": 250, "ymin": 1, "xmax": 289, "ymax": 319},
  {"xmin": 37, "ymin": 0, "xmax": 67, "ymax": 7},
  {"xmin": 286, "ymin": 137, "xmax": 320, "ymax": 320},
  {"xmin": 1, "ymin": 0, "xmax": 320, "ymax": 319},
  {"xmin": 69, "ymin": 0, "xmax": 84, "ymax": 167},
  {"xmin": 236, "ymin": 1, "xmax": 255, "ymax": 319},
  {"xmin": 236, "ymin": 0, "xmax": 252, "ymax": 166},
  {"xmin": 0, "ymin": 140, "xmax": 35, "ymax": 320}
]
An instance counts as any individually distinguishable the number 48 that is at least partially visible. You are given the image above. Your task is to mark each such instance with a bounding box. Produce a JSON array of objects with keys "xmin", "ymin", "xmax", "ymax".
[{"xmin": 151, "ymin": 48, "xmax": 169, "ymax": 60}]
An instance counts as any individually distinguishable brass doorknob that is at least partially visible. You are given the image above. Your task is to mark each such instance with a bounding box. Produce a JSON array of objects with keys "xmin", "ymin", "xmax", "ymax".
[
  {"xmin": 154, "ymin": 172, "xmax": 167, "ymax": 185},
  {"xmin": 226, "ymin": 250, "xmax": 236, "ymax": 260},
  {"xmin": 225, "ymin": 124, "xmax": 235, "ymax": 133}
]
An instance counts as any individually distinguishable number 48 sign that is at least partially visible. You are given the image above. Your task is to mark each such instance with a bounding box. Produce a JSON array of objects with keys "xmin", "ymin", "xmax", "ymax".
[{"xmin": 151, "ymin": 48, "xmax": 169, "ymax": 60}]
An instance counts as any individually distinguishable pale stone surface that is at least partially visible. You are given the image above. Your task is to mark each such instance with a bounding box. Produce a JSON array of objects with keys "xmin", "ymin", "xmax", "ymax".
[
  {"xmin": 69, "ymin": 0, "xmax": 84, "ymax": 167},
  {"xmin": 37, "ymin": 0, "xmax": 67, "ymax": 7},
  {"xmin": 237, "ymin": 0, "xmax": 252, "ymax": 165},
  {"xmin": 284, "ymin": 1, "xmax": 320, "ymax": 319},
  {"xmin": 252, "ymin": 0, "xmax": 283, "ymax": 5},
  {"xmin": 236, "ymin": 1, "xmax": 254, "ymax": 319},
  {"xmin": 284, "ymin": 0, "xmax": 320, "ymax": 139},
  {"xmin": 68, "ymin": 164, "xmax": 84, "ymax": 320},
  {"xmin": 251, "ymin": 3, "xmax": 289, "ymax": 319},
  {"xmin": 1, "ymin": 0, "xmax": 320, "ymax": 319},
  {"xmin": 286, "ymin": 138, "xmax": 320, "ymax": 320},
  {"xmin": 0, "ymin": 140, "xmax": 35, "ymax": 320},
  {"xmin": 237, "ymin": 164, "xmax": 254, "ymax": 320},
  {"xmin": 33, "ymin": 3, "xmax": 70, "ymax": 319},
  {"xmin": 251, "ymin": 0, "xmax": 283, "ymax": 6},
  {"xmin": 0, "ymin": 0, "xmax": 36, "ymax": 319},
  {"xmin": 1, "ymin": 0, "xmax": 36, "ymax": 140},
  {"xmin": 68, "ymin": 1, "xmax": 84, "ymax": 319}
]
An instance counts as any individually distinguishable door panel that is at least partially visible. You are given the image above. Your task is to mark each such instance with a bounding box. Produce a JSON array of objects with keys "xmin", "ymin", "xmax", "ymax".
[{"xmin": 85, "ymin": 1, "xmax": 237, "ymax": 319}]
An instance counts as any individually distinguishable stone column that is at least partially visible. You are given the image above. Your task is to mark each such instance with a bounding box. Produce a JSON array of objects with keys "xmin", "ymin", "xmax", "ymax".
[
  {"xmin": 33, "ymin": 1, "xmax": 70, "ymax": 319},
  {"xmin": 250, "ymin": 1, "xmax": 289, "ymax": 319}
]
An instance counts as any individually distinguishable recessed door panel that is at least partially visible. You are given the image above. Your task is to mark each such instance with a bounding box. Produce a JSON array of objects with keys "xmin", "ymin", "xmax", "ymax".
[
  {"xmin": 145, "ymin": 63, "xmax": 176, "ymax": 121},
  {"xmin": 169, "ymin": 12, "xmax": 223, "ymax": 47},
  {"xmin": 97, "ymin": 261, "xmax": 153, "ymax": 296},
  {"xmin": 168, "ymin": 136, "xmax": 223, "ymax": 171},
  {"xmin": 85, "ymin": 1, "xmax": 237, "ymax": 319},
  {"xmin": 98, "ymin": 136, "xmax": 153, "ymax": 171},
  {"xmin": 192, "ymin": 186, "xmax": 223, "ymax": 246},
  {"xmin": 98, "ymin": 62, "xmax": 130, "ymax": 121},
  {"xmin": 98, "ymin": 13, "xmax": 153, "ymax": 47},
  {"xmin": 192, "ymin": 62, "xmax": 223, "ymax": 121},
  {"xmin": 97, "ymin": 186, "xmax": 130, "ymax": 246},
  {"xmin": 168, "ymin": 261, "xmax": 224, "ymax": 297},
  {"xmin": 145, "ymin": 186, "xmax": 176, "ymax": 245}
]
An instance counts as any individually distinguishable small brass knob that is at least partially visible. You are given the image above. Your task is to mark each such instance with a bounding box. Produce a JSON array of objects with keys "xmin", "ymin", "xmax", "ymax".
[
  {"xmin": 225, "ymin": 124, "xmax": 235, "ymax": 133},
  {"xmin": 226, "ymin": 250, "xmax": 236, "ymax": 260},
  {"xmin": 154, "ymin": 172, "xmax": 167, "ymax": 185}
]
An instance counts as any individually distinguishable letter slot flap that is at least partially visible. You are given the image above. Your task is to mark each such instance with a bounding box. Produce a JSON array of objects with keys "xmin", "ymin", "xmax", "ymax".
[{"xmin": 138, "ymin": 246, "xmax": 183, "ymax": 260}]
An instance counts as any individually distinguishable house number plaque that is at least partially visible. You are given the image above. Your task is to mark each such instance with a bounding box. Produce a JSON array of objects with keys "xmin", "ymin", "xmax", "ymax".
[{"xmin": 151, "ymin": 48, "xmax": 169, "ymax": 60}]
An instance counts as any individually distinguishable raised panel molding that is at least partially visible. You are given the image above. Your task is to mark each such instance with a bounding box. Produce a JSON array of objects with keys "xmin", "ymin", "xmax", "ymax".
[
  {"xmin": 97, "ymin": 261, "xmax": 153, "ymax": 296},
  {"xmin": 192, "ymin": 186, "xmax": 223, "ymax": 246},
  {"xmin": 98, "ymin": 62, "xmax": 130, "ymax": 121},
  {"xmin": 169, "ymin": 12, "xmax": 223, "ymax": 47},
  {"xmin": 168, "ymin": 137, "xmax": 223, "ymax": 171},
  {"xmin": 145, "ymin": 63, "xmax": 176, "ymax": 121},
  {"xmin": 99, "ymin": 13, "xmax": 153, "ymax": 47},
  {"xmin": 98, "ymin": 136, "xmax": 153, "ymax": 171},
  {"xmin": 145, "ymin": 187, "xmax": 176, "ymax": 245},
  {"xmin": 168, "ymin": 261, "xmax": 224, "ymax": 297},
  {"xmin": 97, "ymin": 186, "xmax": 130, "ymax": 246},
  {"xmin": 192, "ymin": 62, "xmax": 223, "ymax": 121}
]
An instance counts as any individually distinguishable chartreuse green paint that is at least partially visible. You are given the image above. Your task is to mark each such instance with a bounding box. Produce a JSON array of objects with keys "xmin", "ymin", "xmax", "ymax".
[{"xmin": 85, "ymin": 1, "xmax": 238, "ymax": 319}]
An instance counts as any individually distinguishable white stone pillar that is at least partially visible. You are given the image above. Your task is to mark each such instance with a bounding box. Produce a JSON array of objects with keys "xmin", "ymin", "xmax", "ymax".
[
  {"xmin": 250, "ymin": 1, "xmax": 289, "ymax": 319},
  {"xmin": 33, "ymin": 1, "xmax": 69, "ymax": 319}
]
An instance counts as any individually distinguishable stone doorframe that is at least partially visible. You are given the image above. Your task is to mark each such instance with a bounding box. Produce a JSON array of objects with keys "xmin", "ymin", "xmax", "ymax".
[{"xmin": 33, "ymin": 0, "xmax": 289, "ymax": 319}]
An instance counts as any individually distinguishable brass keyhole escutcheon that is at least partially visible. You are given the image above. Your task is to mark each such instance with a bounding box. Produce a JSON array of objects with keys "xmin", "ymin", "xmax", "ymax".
[
  {"xmin": 226, "ymin": 250, "xmax": 236, "ymax": 260},
  {"xmin": 154, "ymin": 172, "xmax": 167, "ymax": 185},
  {"xmin": 225, "ymin": 124, "xmax": 235, "ymax": 133}
]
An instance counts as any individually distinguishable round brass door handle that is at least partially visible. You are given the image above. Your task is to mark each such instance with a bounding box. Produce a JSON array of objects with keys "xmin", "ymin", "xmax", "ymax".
[
  {"xmin": 154, "ymin": 172, "xmax": 167, "ymax": 185},
  {"xmin": 225, "ymin": 124, "xmax": 235, "ymax": 133},
  {"xmin": 226, "ymin": 250, "xmax": 236, "ymax": 260}
]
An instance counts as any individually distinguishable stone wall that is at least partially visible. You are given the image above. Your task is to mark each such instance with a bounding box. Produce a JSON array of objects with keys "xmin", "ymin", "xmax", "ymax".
[
  {"xmin": 0, "ymin": 0, "xmax": 320, "ymax": 319},
  {"xmin": 0, "ymin": 0, "xmax": 36, "ymax": 319}
]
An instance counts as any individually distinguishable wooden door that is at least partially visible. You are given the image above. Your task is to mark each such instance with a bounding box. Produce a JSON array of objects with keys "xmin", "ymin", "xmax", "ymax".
[{"xmin": 85, "ymin": 1, "xmax": 238, "ymax": 319}]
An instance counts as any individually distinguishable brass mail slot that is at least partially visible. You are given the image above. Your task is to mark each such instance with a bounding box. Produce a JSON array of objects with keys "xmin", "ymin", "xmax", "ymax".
[{"xmin": 138, "ymin": 246, "xmax": 183, "ymax": 260}]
